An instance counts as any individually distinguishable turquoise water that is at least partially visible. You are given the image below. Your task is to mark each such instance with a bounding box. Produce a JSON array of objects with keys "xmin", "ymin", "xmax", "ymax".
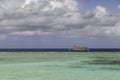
[{"xmin": 0, "ymin": 52, "xmax": 120, "ymax": 80}]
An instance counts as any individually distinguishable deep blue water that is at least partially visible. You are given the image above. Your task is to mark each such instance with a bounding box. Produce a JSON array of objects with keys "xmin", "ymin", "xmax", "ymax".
[
  {"xmin": 0, "ymin": 48, "xmax": 120, "ymax": 52},
  {"xmin": 89, "ymin": 48, "xmax": 120, "ymax": 52}
]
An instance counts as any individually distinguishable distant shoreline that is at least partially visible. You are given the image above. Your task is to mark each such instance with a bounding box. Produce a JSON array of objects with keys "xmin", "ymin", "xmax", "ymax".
[{"xmin": 0, "ymin": 48, "xmax": 120, "ymax": 52}]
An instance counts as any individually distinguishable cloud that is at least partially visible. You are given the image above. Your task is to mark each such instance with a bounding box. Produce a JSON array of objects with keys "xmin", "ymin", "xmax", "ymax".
[
  {"xmin": 0, "ymin": 0, "xmax": 120, "ymax": 39},
  {"xmin": 82, "ymin": 6, "xmax": 120, "ymax": 38},
  {"xmin": 118, "ymin": 5, "xmax": 120, "ymax": 9},
  {"xmin": 0, "ymin": 0, "xmax": 81, "ymax": 36},
  {"xmin": 94, "ymin": 6, "xmax": 109, "ymax": 18}
]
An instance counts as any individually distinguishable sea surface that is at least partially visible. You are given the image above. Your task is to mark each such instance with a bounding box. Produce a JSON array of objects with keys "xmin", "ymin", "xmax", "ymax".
[
  {"xmin": 0, "ymin": 52, "xmax": 120, "ymax": 80},
  {"xmin": 0, "ymin": 48, "xmax": 120, "ymax": 52}
]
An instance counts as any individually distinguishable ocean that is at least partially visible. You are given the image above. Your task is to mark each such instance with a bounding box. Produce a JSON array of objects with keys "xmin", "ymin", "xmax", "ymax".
[
  {"xmin": 0, "ymin": 52, "xmax": 120, "ymax": 80},
  {"xmin": 0, "ymin": 48, "xmax": 120, "ymax": 52}
]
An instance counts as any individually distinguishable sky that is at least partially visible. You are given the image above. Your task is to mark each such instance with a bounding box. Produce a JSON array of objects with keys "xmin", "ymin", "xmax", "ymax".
[{"xmin": 0, "ymin": 0, "xmax": 120, "ymax": 48}]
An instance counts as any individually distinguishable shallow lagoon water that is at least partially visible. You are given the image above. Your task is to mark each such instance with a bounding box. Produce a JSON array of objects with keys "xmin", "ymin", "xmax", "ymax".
[{"xmin": 0, "ymin": 52, "xmax": 120, "ymax": 80}]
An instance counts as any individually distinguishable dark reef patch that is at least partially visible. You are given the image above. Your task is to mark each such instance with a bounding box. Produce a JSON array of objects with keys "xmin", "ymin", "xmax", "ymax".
[{"xmin": 88, "ymin": 59, "xmax": 120, "ymax": 65}]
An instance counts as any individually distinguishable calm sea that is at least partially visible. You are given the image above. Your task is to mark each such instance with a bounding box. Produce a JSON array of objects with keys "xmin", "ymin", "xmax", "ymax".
[
  {"xmin": 0, "ymin": 52, "xmax": 120, "ymax": 80},
  {"xmin": 0, "ymin": 48, "xmax": 120, "ymax": 52}
]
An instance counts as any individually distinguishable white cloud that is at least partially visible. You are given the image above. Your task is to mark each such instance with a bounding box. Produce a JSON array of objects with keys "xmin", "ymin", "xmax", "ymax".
[
  {"xmin": 118, "ymin": 5, "xmax": 120, "ymax": 9},
  {"xmin": 80, "ymin": 5, "xmax": 120, "ymax": 38},
  {"xmin": 94, "ymin": 6, "xmax": 109, "ymax": 18},
  {"xmin": 21, "ymin": 0, "xmax": 38, "ymax": 8},
  {"xmin": 0, "ymin": 0, "xmax": 120, "ymax": 39},
  {"xmin": 0, "ymin": 0, "xmax": 81, "ymax": 36}
]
